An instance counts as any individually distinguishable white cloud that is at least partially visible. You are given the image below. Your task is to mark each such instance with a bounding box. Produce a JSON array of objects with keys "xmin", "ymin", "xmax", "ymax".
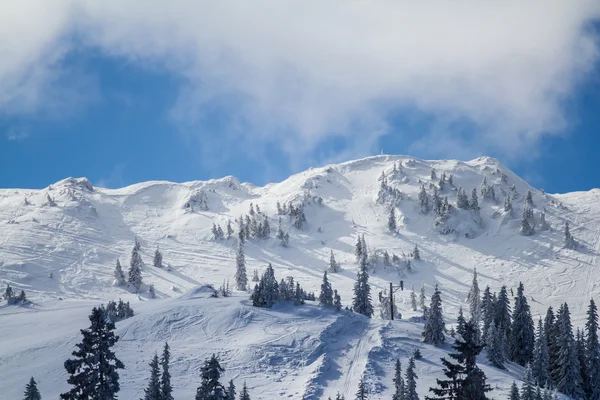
[
  {"xmin": 1, "ymin": 0, "xmax": 599, "ymax": 163},
  {"xmin": 6, "ymin": 127, "xmax": 29, "ymax": 141}
]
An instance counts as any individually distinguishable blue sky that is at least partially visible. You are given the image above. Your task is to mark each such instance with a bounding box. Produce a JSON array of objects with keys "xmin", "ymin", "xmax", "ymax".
[{"xmin": 1, "ymin": 3, "xmax": 599, "ymax": 193}]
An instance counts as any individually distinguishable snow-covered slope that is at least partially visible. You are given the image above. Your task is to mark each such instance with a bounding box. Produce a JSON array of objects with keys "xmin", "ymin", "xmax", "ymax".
[{"xmin": 1, "ymin": 155, "xmax": 599, "ymax": 398}]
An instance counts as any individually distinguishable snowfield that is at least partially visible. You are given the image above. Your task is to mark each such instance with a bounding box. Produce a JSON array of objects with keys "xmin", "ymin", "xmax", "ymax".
[{"xmin": 1, "ymin": 155, "xmax": 599, "ymax": 398}]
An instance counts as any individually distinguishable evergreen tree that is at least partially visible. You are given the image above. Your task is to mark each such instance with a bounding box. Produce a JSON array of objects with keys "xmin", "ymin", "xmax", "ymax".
[
  {"xmin": 235, "ymin": 242, "xmax": 247, "ymax": 291},
  {"xmin": 545, "ymin": 306, "xmax": 558, "ymax": 388},
  {"xmin": 504, "ymin": 196, "xmax": 513, "ymax": 213},
  {"xmin": 564, "ymin": 222, "xmax": 576, "ymax": 249},
  {"xmin": 467, "ymin": 268, "xmax": 481, "ymax": 340},
  {"xmin": 486, "ymin": 322, "xmax": 505, "ymax": 369},
  {"xmin": 470, "ymin": 188, "xmax": 479, "ymax": 211},
  {"xmin": 4, "ymin": 283, "xmax": 14, "ymax": 302},
  {"xmin": 495, "ymin": 286, "xmax": 512, "ymax": 351},
  {"xmin": 319, "ymin": 271, "xmax": 334, "ymax": 306},
  {"xmin": 427, "ymin": 321, "xmax": 491, "ymax": 400},
  {"xmin": 334, "ymin": 290, "xmax": 342, "ymax": 312},
  {"xmin": 405, "ymin": 356, "xmax": 419, "ymax": 400},
  {"xmin": 576, "ymin": 328, "xmax": 591, "ymax": 398},
  {"xmin": 153, "ymin": 247, "xmax": 163, "ymax": 268},
  {"xmin": 554, "ymin": 303, "xmax": 584, "ymax": 398},
  {"xmin": 114, "ymin": 259, "xmax": 126, "ymax": 286},
  {"xmin": 352, "ymin": 253, "xmax": 373, "ymax": 318},
  {"xmin": 128, "ymin": 245, "xmax": 143, "ymax": 292},
  {"xmin": 410, "ymin": 288, "xmax": 418, "ymax": 311},
  {"xmin": 392, "ymin": 359, "xmax": 405, "ymax": 400},
  {"xmin": 510, "ymin": 282, "xmax": 535, "ymax": 366},
  {"xmin": 532, "ymin": 319, "xmax": 550, "ymax": 388},
  {"xmin": 419, "ymin": 186, "xmax": 429, "ymax": 214},
  {"xmin": 355, "ymin": 236, "xmax": 363, "ymax": 263},
  {"xmin": 456, "ymin": 307, "xmax": 467, "ymax": 338},
  {"xmin": 239, "ymin": 382, "xmax": 251, "ymax": 400},
  {"xmin": 226, "ymin": 220, "xmax": 234, "ymax": 239},
  {"xmin": 226, "ymin": 380, "xmax": 236, "ymax": 400},
  {"xmin": 520, "ymin": 208, "xmax": 535, "ymax": 236},
  {"xmin": 585, "ymin": 299, "xmax": 600, "ymax": 400},
  {"xmin": 481, "ymin": 286, "xmax": 494, "ymax": 343},
  {"xmin": 160, "ymin": 343, "xmax": 173, "ymax": 400},
  {"xmin": 525, "ymin": 191, "xmax": 534, "ymax": 207},
  {"xmin": 195, "ymin": 354, "xmax": 227, "ymax": 400},
  {"xmin": 521, "ymin": 365, "xmax": 536, "ymax": 400},
  {"xmin": 355, "ymin": 378, "xmax": 367, "ymax": 400},
  {"xmin": 143, "ymin": 354, "xmax": 161, "ymax": 400},
  {"xmin": 419, "ymin": 283, "xmax": 426, "ymax": 311},
  {"xmin": 423, "ymin": 285, "xmax": 445, "ymax": 345},
  {"xmin": 388, "ymin": 207, "xmax": 397, "ymax": 232},
  {"xmin": 60, "ymin": 307, "xmax": 125, "ymax": 400},
  {"xmin": 509, "ymin": 381, "xmax": 521, "ymax": 400},
  {"xmin": 23, "ymin": 377, "xmax": 41, "ymax": 400},
  {"xmin": 457, "ymin": 187, "xmax": 470, "ymax": 210},
  {"xmin": 413, "ymin": 245, "xmax": 420, "ymax": 260},
  {"xmin": 149, "ymin": 284, "xmax": 156, "ymax": 299},
  {"xmin": 329, "ymin": 250, "xmax": 340, "ymax": 273}
]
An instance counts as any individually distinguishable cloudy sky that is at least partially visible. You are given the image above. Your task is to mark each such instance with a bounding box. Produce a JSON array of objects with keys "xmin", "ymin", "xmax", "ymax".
[{"xmin": 1, "ymin": 1, "xmax": 599, "ymax": 192}]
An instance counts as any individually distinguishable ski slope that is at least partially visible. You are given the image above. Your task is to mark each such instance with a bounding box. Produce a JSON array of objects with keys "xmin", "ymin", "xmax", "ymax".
[{"xmin": 1, "ymin": 155, "xmax": 599, "ymax": 398}]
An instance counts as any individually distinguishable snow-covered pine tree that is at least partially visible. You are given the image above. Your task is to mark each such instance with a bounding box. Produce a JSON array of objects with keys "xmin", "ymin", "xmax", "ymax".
[
  {"xmin": 423, "ymin": 284, "xmax": 445, "ymax": 345},
  {"xmin": 392, "ymin": 358, "xmax": 405, "ymax": 400},
  {"xmin": 114, "ymin": 259, "xmax": 126, "ymax": 286},
  {"xmin": 244, "ymin": 216, "xmax": 252, "ymax": 239},
  {"xmin": 456, "ymin": 307, "xmax": 467, "ymax": 338},
  {"xmin": 564, "ymin": 221, "xmax": 576, "ymax": 249},
  {"xmin": 149, "ymin": 284, "xmax": 156, "ymax": 299},
  {"xmin": 195, "ymin": 354, "xmax": 227, "ymax": 400},
  {"xmin": 554, "ymin": 303, "xmax": 584, "ymax": 398},
  {"xmin": 262, "ymin": 218, "xmax": 271, "ymax": 239},
  {"xmin": 457, "ymin": 187, "xmax": 470, "ymax": 210},
  {"xmin": 439, "ymin": 172, "xmax": 446, "ymax": 191},
  {"xmin": 495, "ymin": 286, "xmax": 512, "ymax": 350},
  {"xmin": 486, "ymin": 322, "xmax": 505, "ymax": 369},
  {"xmin": 226, "ymin": 220, "xmax": 234, "ymax": 239},
  {"xmin": 355, "ymin": 236, "xmax": 363, "ymax": 263},
  {"xmin": 153, "ymin": 247, "xmax": 163, "ymax": 268},
  {"xmin": 23, "ymin": 377, "xmax": 41, "ymax": 400},
  {"xmin": 410, "ymin": 287, "xmax": 418, "ymax": 311},
  {"xmin": 161, "ymin": 342, "xmax": 173, "ymax": 400},
  {"xmin": 525, "ymin": 190, "xmax": 534, "ymax": 207},
  {"xmin": 212, "ymin": 223, "xmax": 219, "ymax": 240},
  {"xmin": 217, "ymin": 225, "xmax": 224, "ymax": 240},
  {"xmin": 128, "ymin": 245, "xmax": 143, "ymax": 292},
  {"xmin": 545, "ymin": 306, "xmax": 558, "ymax": 388},
  {"xmin": 226, "ymin": 380, "xmax": 236, "ymax": 400},
  {"xmin": 504, "ymin": 196, "xmax": 513, "ymax": 213},
  {"xmin": 355, "ymin": 378, "xmax": 367, "ymax": 400},
  {"xmin": 413, "ymin": 245, "xmax": 420, "ymax": 260},
  {"xmin": 404, "ymin": 356, "xmax": 419, "ymax": 400},
  {"xmin": 510, "ymin": 282, "xmax": 535, "ymax": 366},
  {"xmin": 576, "ymin": 328, "xmax": 591, "ymax": 398},
  {"xmin": 235, "ymin": 242, "xmax": 248, "ymax": 291},
  {"xmin": 520, "ymin": 365, "xmax": 536, "ymax": 400},
  {"xmin": 430, "ymin": 169, "xmax": 437, "ymax": 180},
  {"xmin": 240, "ymin": 382, "xmax": 251, "ymax": 400},
  {"xmin": 143, "ymin": 354, "xmax": 161, "ymax": 400},
  {"xmin": 470, "ymin": 188, "xmax": 479, "ymax": 211},
  {"xmin": 60, "ymin": 307, "xmax": 124, "ymax": 400},
  {"xmin": 585, "ymin": 299, "xmax": 600, "ymax": 400},
  {"xmin": 319, "ymin": 271, "xmax": 334, "ymax": 306},
  {"xmin": 481, "ymin": 286, "xmax": 494, "ymax": 343},
  {"xmin": 388, "ymin": 207, "xmax": 397, "ymax": 232},
  {"xmin": 418, "ymin": 186, "xmax": 429, "ymax": 214},
  {"xmin": 419, "ymin": 283, "xmax": 426, "ymax": 311},
  {"xmin": 361, "ymin": 235, "xmax": 367, "ymax": 260},
  {"xmin": 281, "ymin": 232, "xmax": 290, "ymax": 247},
  {"xmin": 352, "ymin": 252, "xmax": 373, "ymax": 318},
  {"xmin": 252, "ymin": 269, "xmax": 259, "ymax": 282},
  {"xmin": 467, "ymin": 268, "xmax": 481, "ymax": 339},
  {"xmin": 531, "ymin": 318, "xmax": 550, "ymax": 388},
  {"xmin": 329, "ymin": 250, "xmax": 340, "ymax": 273},
  {"xmin": 334, "ymin": 290, "xmax": 342, "ymax": 311},
  {"xmin": 509, "ymin": 381, "xmax": 520, "ymax": 400}
]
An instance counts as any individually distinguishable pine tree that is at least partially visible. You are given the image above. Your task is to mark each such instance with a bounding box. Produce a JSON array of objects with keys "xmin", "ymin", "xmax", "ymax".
[
  {"xmin": 554, "ymin": 303, "xmax": 584, "ymax": 398},
  {"xmin": 504, "ymin": 196, "xmax": 513, "ymax": 213},
  {"xmin": 423, "ymin": 285, "xmax": 445, "ymax": 345},
  {"xmin": 495, "ymin": 286, "xmax": 512, "ymax": 351},
  {"xmin": 4, "ymin": 283, "xmax": 14, "ymax": 302},
  {"xmin": 226, "ymin": 220, "xmax": 234, "ymax": 239},
  {"xmin": 388, "ymin": 207, "xmax": 397, "ymax": 232},
  {"xmin": 319, "ymin": 271, "xmax": 334, "ymax": 306},
  {"xmin": 149, "ymin": 284, "xmax": 156, "ymax": 299},
  {"xmin": 467, "ymin": 268, "xmax": 481, "ymax": 339},
  {"xmin": 334, "ymin": 290, "xmax": 342, "ymax": 311},
  {"xmin": 195, "ymin": 354, "xmax": 227, "ymax": 400},
  {"xmin": 23, "ymin": 377, "xmax": 41, "ymax": 400},
  {"xmin": 114, "ymin": 259, "xmax": 126, "ymax": 286},
  {"xmin": 427, "ymin": 321, "xmax": 491, "ymax": 400},
  {"xmin": 143, "ymin": 354, "xmax": 161, "ymax": 400},
  {"xmin": 525, "ymin": 191, "xmax": 533, "ymax": 207},
  {"xmin": 470, "ymin": 188, "xmax": 479, "ymax": 211},
  {"xmin": 161, "ymin": 342, "xmax": 174, "ymax": 400},
  {"xmin": 405, "ymin": 356, "xmax": 419, "ymax": 400},
  {"xmin": 329, "ymin": 250, "xmax": 340, "ymax": 273},
  {"xmin": 352, "ymin": 253, "xmax": 373, "ymax": 318},
  {"xmin": 486, "ymin": 322, "xmax": 505, "ymax": 369},
  {"xmin": 576, "ymin": 328, "xmax": 591, "ymax": 398},
  {"xmin": 239, "ymin": 382, "xmax": 251, "ymax": 400},
  {"xmin": 393, "ymin": 359, "xmax": 405, "ymax": 400},
  {"xmin": 545, "ymin": 306, "xmax": 558, "ymax": 387},
  {"xmin": 481, "ymin": 286, "xmax": 494, "ymax": 343},
  {"xmin": 418, "ymin": 186, "xmax": 429, "ymax": 214},
  {"xmin": 509, "ymin": 381, "xmax": 521, "ymax": 400},
  {"xmin": 235, "ymin": 242, "xmax": 247, "ymax": 291},
  {"xmin": 60, "ymin": 307, "xmax": 125, "ymax": 400},
  {"xmin": 457, "ymin": 307, "xmax": 467, "ymax": 338},
  {"xmin": 520, "ymin": 208, "xmax": 535, "ymax": 236},
  {"xmin": 153, "ymin": 247, "xmax": 163, "ymax": 268},
  {"xmin": 128, "ymin": 245, "xmax": 143, "ymax": 292},
  {"xmin": 564, "ymin": 222, "xmax": 576, "ymax": 249},
  {"xmin": 510, "ymin": 282, "xmax": 535, "ymax": 366},
  {"xmin": 410, "ymin": 288, "xmax": 418, "ymax": 311},
  {"xmin": 586, "ymin": 299, "xmax": 600, "ymax": 400},
  {"xmin": 419, "ymin": 283, "xmax": 426, "ymax": 311},
  {"xmin": 457, "ymin": 187, "xmax": 470, "ymax": 209},
  {"xmin": 354, "ymin": 236, "xmax": 362, "ymax": 263},
  {"xmin": 355, "ymin": 378, "xmax": 367, "ymax": 400},
  {"xmin": 226, "ymin": 380, "xmax": 236, "ymax": 400},
  {"xmin": 532, "ymin": 319, "xmax": 550, "ymax": 387},
  {"xmin": 413, "ymin": 245, "xmax": 420, "ymax": 260},
  {"xmin": 521, "ymin": 365, "xmax": 536, "ymax": 400}
]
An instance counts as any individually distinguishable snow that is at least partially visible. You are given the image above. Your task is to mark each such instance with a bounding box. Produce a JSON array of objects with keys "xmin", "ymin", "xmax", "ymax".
[{"xmin": 1, "ymin": 155, "xmax": 599, "ymax": 399}]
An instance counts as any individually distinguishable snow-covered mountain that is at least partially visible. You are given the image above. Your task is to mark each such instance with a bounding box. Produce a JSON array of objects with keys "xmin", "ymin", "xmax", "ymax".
[{"xmin": 1, "ymin": 155, "xmax": 599, "ymax": 399}]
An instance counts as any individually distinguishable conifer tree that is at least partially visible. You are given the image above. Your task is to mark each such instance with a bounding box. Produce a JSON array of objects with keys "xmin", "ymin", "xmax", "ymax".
[
  {"xmin": 226, "ymin": 220, "xmax": 234, "ymax": 239},
  {"xmin": 481, "ymin": 286, "xmax": 494, "ymax": 344},
  {"xmin": 495, "ymin": 286, "xmax": 512, "ymax": 351},
  {"xmin": 149, "ymin": 284, "xmax": 156, "ymax": 299},
  {"xmin": 161, "ymin": 342, "xmax": 173, "ymax": 400},
  {"xmin": 235, "ymin": 242, "xmax": 248, "ymax": 291},
  {"xmin": 143, "ymin": 354, "xmax": 161, "ymax": 400},
  {"xmin": 419, "ymin": 283, "xmax": 426, "ymax": 311},
  {"xmin": 153, "ymin": 247, "xmax": 163, "ymax": 268},
  {"xmin": 564, "ymin": 222, "xmax": 576, "ymax": 249},
  {"xmin": 554, "ymin": 303, "xmax": 584, "ymax": 398},
  {"xmin": 354, "ymin": 236, "xmax": 363, "ymax": 263},
  {"xmin": 114, "ymin": 259, "xmax": 126, "ymax": 286},
  {"xmin": 510, "ymin": 282, "xmax": 535, "ymax": 366},
  {"xmin": 525, "ymin": 191, "xmax": 533, "ymax": 207},
  {"xmin": 520, "ymin": 365, "xmax": 537, "ymax": 400},
  {"xmin": 61, "ymin": 307, "xmax": 125, "ymax": 400},
  {"xmin": 457, "ymin": 187, "xmax": 470, "ymax": 209},
  {"xmin": 532, "ymin": 319, "xmax": 550, "ymax": 388},
  {"xmin": 585, "ymin": 299, "xmax": 600, "ymax": 400},
  {"xmin": 470, "ymin": 188, "xmax": 479, "ymax": 211},
  {"xmin": 319, "ymin": 271, "xmax": 334, "ymax": 306},
  {"xmin": 456, "ymin": 307, "xmax": 467, "ymax": 338},
  {"xmin": 226, "ymin": 380, "xmax": 236, "ymax": 400},
  {"xmin": 504, "ymin": 196, "xmax": 513, "ymax": 213},
  {"xmin": 392, "ymin": 359, "xmax": 405, "ymax": 400},
  {"xmin": 128, "ymin": 245, "xmax": 143, "ymax": 292},
  {"xmin": 419, "ymin": 186, "xmax": 429, "ymax": 214},
  {"xmin": 410, "ymin": 288, "xmax": 418, "ymax": 311},
  {"xmin": 334, "ymin": 290, "xmax": 342, "ymax": 312},
  {"xmin": 388, "ymin": 207, "xmax": 397, "ymax": 232},
  {"xmin": 239, "ymin": 382, "xmax": 251, "ymax": 400},
  {"xmin": 423, "ymin": 285, "xmax": 445, "ymax": 345},
  {"xmin": 576, "ymin": 328, "xmax": 591, "ymax": 398},
  {"xmin": 329, "ymin": 250, "xmax": 340, "ymax": 273},
  {"xmin": 520, "ymin": 208, "xmax": 535, "ymax": 236},
  {"xmin": 355, "ymin": 378, "xmax": 367, "ymax": 400},
  {"xmin": 352, "ymin": 253, "xmax": 373, "ymax": 318},
  {"xmin": 23, "ymin": 377, "xmax": 41, "ymax": 400},
  {"xmin": 544, "ymin": 306, "xmax": 558, "ymax": 387},
  {"xmin": 405, "ymin": 356, "xmax": 419, "ymax": 400},
  {"xmin": 509, "ymin": 381, "xmax": 521, "ymax": 400},
  {"xmin": 486, "ymin": 322, "xmax": 505, "ymax": 369},
  {"xmin": 195, "ymin": 354, "xmax": 227, "ymax": 400},
  {"xmin": 413, "ymin": 245, "xmax": 420, "ymax": 260},
  {"xmin": 467, "ymin": 268, "xmax": 481, "ymax": 338}
]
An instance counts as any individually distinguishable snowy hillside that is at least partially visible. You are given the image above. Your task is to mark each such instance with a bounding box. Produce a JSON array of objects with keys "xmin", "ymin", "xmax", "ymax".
[{"xmin": 1, "ymin": 155, "xmax": 599, "ymax": 399}]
